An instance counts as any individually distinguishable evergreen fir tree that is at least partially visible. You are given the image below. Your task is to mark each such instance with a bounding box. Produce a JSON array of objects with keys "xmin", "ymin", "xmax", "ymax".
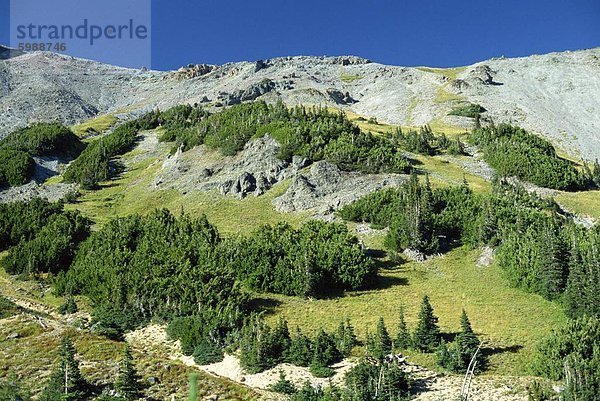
[
  {"xmin": 335, "ymin": 318, "xmax": 357, "ymax": 357},
  {"xmin": 269, "ymin": 371, "xmax": 297, "ymax": 395},
  {"xmin": 436, "ymin": 339, "xmax": 452, "ymax": 369},
  {"xmin": 412, "ymin": 295, "xmax": 440, "ymax": 352},
  {"xmin": 365, "ymin": 329, "xmax": 376, "ymax": 358},
  {"xmin": 309, "ymin": 330, "xmax": 339, "ymax": 377},
  {"xmin": 239, "ymin": 318, "xmax": 272, "ymax": 373},
  {"xmin": 454, "ymin": 310, "xmax": 480, "ymax": 370},
  {"xmin": 395, "ymin": 305, "xmax": 410, "ymax": 351},
  {"xmin": 40, "ymin": 337, "xmax": 87, "ymax": 401},
  {"xmin": 285, "ymin": 327, "xmax": 313, "ymax": 367},
  {"xmin": 269, "ymin": 318, "xmax": 291, "ymax": 363},
  {"xmin": 193, "ymin": 338, "xmax": 224, "ymax": 365},
  {"xmin": 311, "ymin": 330, "xmax": 340, "ymax": 367},
  {"xmin": 373, "ymin": 317, "xmax": 392, "ymax": 360},
  {"xmin": 437, "ymin": 310, "xmax": 481, "ymax": 372},
  {"xmin": 565, "ymin": 231, "xmax": 600, "ymax": 318},
  {"xmin": 58, "ymin": 296, "xmax": 78, "ymax": 315},
  {"xmin": 115, "ymin": 344, "xmax": 141, "ymax": 401},
  {"xmin": 537, "ymin": 223, "xmax": 567, "ymax": 300}
]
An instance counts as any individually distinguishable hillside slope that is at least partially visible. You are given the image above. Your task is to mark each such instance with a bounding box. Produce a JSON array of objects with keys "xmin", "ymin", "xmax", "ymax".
[{"xmin": 1, "ymin": 48, "xmax": 599, "ymax": 158}]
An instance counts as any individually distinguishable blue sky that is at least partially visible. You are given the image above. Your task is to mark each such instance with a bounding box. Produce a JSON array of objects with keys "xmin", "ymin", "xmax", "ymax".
[{"xmin": 2, "ymin": 0, "xmax": 599, "ymax": 70}]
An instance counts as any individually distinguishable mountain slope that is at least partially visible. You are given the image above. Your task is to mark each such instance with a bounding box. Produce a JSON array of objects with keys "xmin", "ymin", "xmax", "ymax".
[{"xmin": 1, "ymin": 48, "xmax": 599, "ymax": 158}]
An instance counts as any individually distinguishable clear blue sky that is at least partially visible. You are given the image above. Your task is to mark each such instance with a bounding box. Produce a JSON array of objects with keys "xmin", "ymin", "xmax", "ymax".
[{"xmin": 1, "ymin": 0, "xmax": 599, "ymax": 70}]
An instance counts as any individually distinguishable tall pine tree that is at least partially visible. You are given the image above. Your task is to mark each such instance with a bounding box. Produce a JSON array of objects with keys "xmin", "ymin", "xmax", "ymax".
[
  {"xmin": 40, "ymin": 337, "xmax": 87, "ymax": 401},
  {"xmin": 454, "ymin": 310, "xmax": 481, "ymax": 370},
  {"xmin": 115, "ymin": 344, "xmax": 141, "ymax": 401},
  {"xmin": 335, "ymin": 318, "xmax": 357, "ymax": 357},
  {"xmin": 395, "ymin": 305, "xmax": 410, "ymax": 351},
  {"xmin": 285, "ymin": 327, "xmax": 312, "ymax": 367},
  {"xmin": 537, "ymin": 222, "xmax": 567, "ymax": 300},
  {"xmin": 372, "ymin": 317, "xmax": 392, "ymax": 360},
  {"xmin": 412, "ymin": 295, "xmax": 440, "ymax": 352}
]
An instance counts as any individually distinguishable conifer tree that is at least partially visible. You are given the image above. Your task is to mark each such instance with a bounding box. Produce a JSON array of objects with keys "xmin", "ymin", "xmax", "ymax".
[
  {"xmin": 436, "ymin": 339, "xmax": 452, "ymax": 369},
  {"xmin": 310, "ymin": 329, "xmax": 340, "ymax": 377},
  {"xmin": 193, "ymin": 338, "xmax": 224, "ymax": 365},
  {"xmin": 412, "ymin": 295, "xmax": 440, "ymax": 352},
  {"xmin": 335, "ymin": 318, "xmax": 357, "ymax": 357},
  {"xmin": 564, "ymin": 230, "xmax": 600, "ymax": 318},
  {"xmin": 437, "ymin": 310, "xmax": 481, "ymax": 372},
  {"xmin": 285, "ymin": 327, "xmax": 312, "ymax": 367},
  {"xmin": 373, "ymin": 317, "xmax": 392, "ymax": 360},
  {"xmin": 58, "ymin": 295, "xmax": 78, "ymax": 315},
  {"xmin": 537, "ymin": 223, "xmax": 567, "ymax": 300},
  {"xmin": 269, "ymin": 318, "xmax": 291, "ymax": 362},
  {"xmin": 395, "ymin": 305, "xmax": 410, "ymax": 351},
  {"xmin": 365, "ymin": 329, "xmax": 376, "ymax": 358},
  {"xmin": 115, "ymin": 344, "xmax": 141, "ymax": 400},
  {"xmin": 454, "ymin": 310, "xmax": 480, "ymax": 370},
  {"xmin": 40, "ymin": 337, "xmax": 87, "ymax": 401}
]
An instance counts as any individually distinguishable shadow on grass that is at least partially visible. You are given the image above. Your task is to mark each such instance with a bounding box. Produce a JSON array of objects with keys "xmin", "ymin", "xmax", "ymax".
[
  {"xmin": 440, "ymin": 331, "xmax": 460, "ymax": 343},
  {"xmin": 248, "ymin": 297, "xmax": 283, "ymax": 316},
  {"xmin": 478, "ymin": 344, "xmax": 523, "ymax": 371},
  {"xmin": 365, "ymin": 248, "xmax": 387, "ymax": 259},
  {"xmin": 481, "ymin": 344, "xmax": 523, "ymax": 357},
  {"xmin": 373, "ymin": 274, "xmax": 408, "ymax": 290}
]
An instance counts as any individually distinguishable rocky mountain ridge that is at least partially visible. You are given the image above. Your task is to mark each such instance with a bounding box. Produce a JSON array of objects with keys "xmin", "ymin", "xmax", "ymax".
[{"xmin": 1, "ymin": 47, "xmax": 599, "ymax": 158}]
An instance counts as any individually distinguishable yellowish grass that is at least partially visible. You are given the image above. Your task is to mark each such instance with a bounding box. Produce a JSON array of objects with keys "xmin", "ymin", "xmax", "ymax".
[
  {"xmin": 417, "ymin": 66, "xmax": 467, "ymax": 81},
  {"xmin": 555, "ymin": 190, "xmax": 600, "ymax": 220},
  {"xmin": 434, "ymin": 86, "xmax": 463, "ymax": 104},
  {"xmin": 263, "ymin": 246, "xmax": 566, "ymax": 376},
  {"xmin": 65, "ymin": 152, "xmax": 306, "ymax": 235},
  {"xmin": 71, "ymin": 114, "xmax": 118, "ymax": 138},
  {"xmin": 340, "ymin": 73, "xmax": 362, "ymax": 83}
]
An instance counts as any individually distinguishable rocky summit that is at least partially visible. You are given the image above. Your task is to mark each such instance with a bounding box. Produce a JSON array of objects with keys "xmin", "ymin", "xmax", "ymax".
[{"xmin": 1, "ymin": 48, "xmax": 600, "ymax": 159}]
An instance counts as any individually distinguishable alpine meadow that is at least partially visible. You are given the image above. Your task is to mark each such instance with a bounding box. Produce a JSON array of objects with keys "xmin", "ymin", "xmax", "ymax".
[{"xmin": 1, "ymin": 5, "xmax": 600, "ymax": 400}]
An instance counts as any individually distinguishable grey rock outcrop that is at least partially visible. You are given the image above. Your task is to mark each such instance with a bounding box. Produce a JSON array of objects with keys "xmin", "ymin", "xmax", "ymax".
[
  {"xmin": 327, "ymin": 89, "xmax": 357, "ymax": 104},
  {"xmin": 154, "ymin": 135, "xmax": 301, "ymax": 198},
  {"xmin": 273, "ymin": 161, "xmax": 405, "ymax": 213},
  {"xmin": 220, "ymin": 79, "xmax": 276, "ymax": 105}
]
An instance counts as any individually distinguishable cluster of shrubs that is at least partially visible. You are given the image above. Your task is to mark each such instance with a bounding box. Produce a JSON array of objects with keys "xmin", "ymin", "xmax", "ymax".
[
  {"xmin": 342, "ymin": 174, "xmax": 599, "ymax": 400},
  {"xmin": 392, "ymin": 125, "xmax": 466, "ymax": 156},
  {"xmin": 35, "ymin": 337, "xmax": 141, "ymax": 401},
  {"xmin": 470, "ymin": 123, "xmax": 591, "ymax": 190},
  {"xmin": 0, "ymin": 295, "xmax": 21, "ymax": 319},
  {"xmin": 47, "ymin": 209, "xmax": 373, "ymax": 346},
  {"xmin": 254, "ymin": 295, "xmax": 479, "ymax": 400},
  {"xmin": 0, "ymin": 123, "xmax": 84, "ymax": 188},
  {"xmin": 339, "ymin": 173, "xmax": 480, "ymax": 254},
  {"xmin": 365, "ymin": 297, "xmax": 481, "ymax": 374},
  {"xmin": 158, "ymin": 100, "xmax": 412, "ymax": 174},
  {"xmin": 274, "ymin": 357, "xmax": 411, "ymax": 401},
  {"xmin": 448, "ymin": 103, "xmax": 485, "ymax": 118},
  {"xmin": 339, "ymin": 174, "xmax": 600, "ymax": 313},
  {"xmin": 0, "ymin": 199, "xmax": 90, "ymax": 276},
  {"xmin": 532, "ymin": 317, "xmax": 600, "ymax": 401},
  {"xmin": 228, "ymin": 221, "xmax": 376, "ymax": 297},
  {"xmin": 63, "ymin": 112, "xmax": 160, "ymax": 188}
]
